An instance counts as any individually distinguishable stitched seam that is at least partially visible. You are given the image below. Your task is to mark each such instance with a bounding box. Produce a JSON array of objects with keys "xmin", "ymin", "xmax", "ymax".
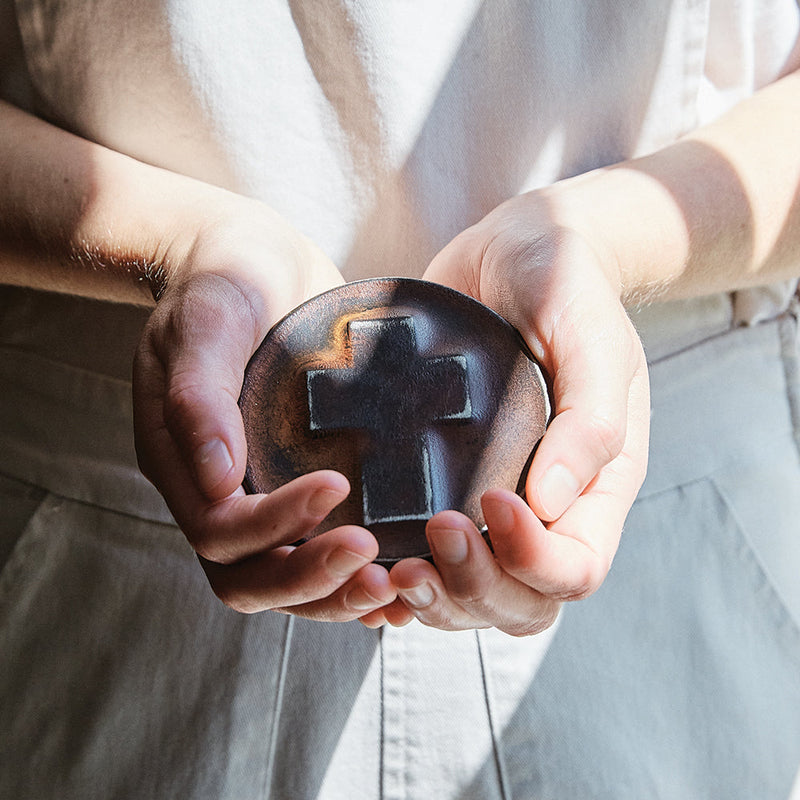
[
  {"xmin": 779, "ymin": 305, "xmax": 800, "ymax": 457},
  {"xmin": 476, "ymin": 630, "xmax": 511, "ymax": 800},
  {"xmin": 261, "ymin": 614, "xmax": 295, "ymax": 799},
  {"xmin": 710, "ymin": 477, "xmax": 800, "ymax": 643},
  {"xmin": 378, "ymin": 626, "xmax": 385, "ymax": 800}
]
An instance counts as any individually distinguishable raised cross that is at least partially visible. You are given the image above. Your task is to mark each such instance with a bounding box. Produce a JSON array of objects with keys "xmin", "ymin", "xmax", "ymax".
[{"xmin": 306, "ymin": 315, "xmax": 473, "ymax": 525}]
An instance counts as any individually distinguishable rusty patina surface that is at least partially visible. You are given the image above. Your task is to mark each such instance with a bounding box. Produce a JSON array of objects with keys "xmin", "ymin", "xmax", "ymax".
[{"xmin": 239, "ymin": 278, "xmax": 550, "ymax": 563}]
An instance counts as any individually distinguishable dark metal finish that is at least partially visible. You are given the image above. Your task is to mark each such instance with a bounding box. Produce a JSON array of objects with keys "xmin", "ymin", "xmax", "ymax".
[
  {"xmin": 239, "ymin": 278, "xmax": 550, "ymax": 563},
  {"xmin": 307, "ymin": 315, "xmax": 473, "ymax": 526}
]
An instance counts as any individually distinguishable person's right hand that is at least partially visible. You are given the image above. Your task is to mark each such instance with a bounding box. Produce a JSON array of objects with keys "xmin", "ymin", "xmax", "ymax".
[{"xmin": 133, "ymin": 197, "xmax": 396, "ymax": 619}]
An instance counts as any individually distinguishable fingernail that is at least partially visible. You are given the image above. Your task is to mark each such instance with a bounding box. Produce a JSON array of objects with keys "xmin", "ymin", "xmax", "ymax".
[
  {"xmin": 538, "ymin": 463, "xmax": 580, "ymax": 519},
  {"xmin": 429, "ymin": 528, "xmax": 468, "ymax": 565},
  {"xmin": 401, "ymin": 581, "xmax": 434, "ymax": 609},
  {"xmin": 345, "ymin": 586, "xmax": 381, "ymax": 611},
  {"xmin": 327, "ymin": 547, "xmax": 370, "ymax": 576},
  {"xmin": 194, "ymin": 438, "xmax": 233, "ymax": 493},
  {"xmin": 307, "ymin": 487, "xmax": 346, "ymax": 518}
]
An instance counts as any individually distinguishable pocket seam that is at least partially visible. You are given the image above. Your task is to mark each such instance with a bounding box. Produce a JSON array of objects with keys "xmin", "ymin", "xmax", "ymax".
[
  {"xmin": 0, "ymin": 490, "xmax": 55, "ymax": 611},
  {"xmin": 708, "ymin": 475, "xmax": 800, "ymax": 647}
]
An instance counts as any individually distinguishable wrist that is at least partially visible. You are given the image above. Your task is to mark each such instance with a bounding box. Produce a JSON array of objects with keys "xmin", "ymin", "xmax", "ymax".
[
  {"xmin": 0, "ymin": 99, "xmax": 254, "ymax": 305},
  {"xmin": 75, "ymin": 150, "xmax": 224, "ymax": 303},
  {"xmin": 542, "ymin": 165, "xmax": 689, "ymax": 306},
  {"xmin": 161, "ymin": 190, "xmax": 344, "ymax": 347}
]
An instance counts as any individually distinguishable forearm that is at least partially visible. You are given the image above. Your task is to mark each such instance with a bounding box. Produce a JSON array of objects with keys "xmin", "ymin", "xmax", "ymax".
[
  {"xmin": 548, "ymin": 69, "xmax": 800, "ymax": 305},
  {"xmin": 0, "ymin": 99, "xmax": 320, "ymax": 306},
  {"xmin": 0, "ymin": 100, "xmax": 202, "ymax": 302}
]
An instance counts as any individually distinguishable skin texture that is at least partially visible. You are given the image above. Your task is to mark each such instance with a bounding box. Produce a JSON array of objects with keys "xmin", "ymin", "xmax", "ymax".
[{"xmin": 1, "ymin": 64, "xmax": 799, "ymax": 632}]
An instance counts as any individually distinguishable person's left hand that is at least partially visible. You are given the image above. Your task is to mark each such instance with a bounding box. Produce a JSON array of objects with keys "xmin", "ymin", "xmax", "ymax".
[{"xmin": 359, "ymin": 186, "xmax": 651, "ymax": 635}]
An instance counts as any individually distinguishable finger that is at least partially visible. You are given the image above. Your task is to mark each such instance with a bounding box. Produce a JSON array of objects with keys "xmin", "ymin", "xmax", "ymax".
[
  {"xmin": 390, "ymin": 558, "xmax": 484, "ymax": 631},
  {"xmin": 135, "ymin": 315, "xmax": 355, "ymax": 558},
  {"xmin": 181, "ymin": 471, "xmax": 352, "ymax": 564},
  {"xmin": 199, "ymin": 524, "xmax": 380, "ymax": 614},
  {"xmin": 279, "ymin": 562, "xmax": 396, "ymax": 622},
  {"xmin": 485, "ymin": 361, "xmax": 648, "ymax": 601},
  {"xmin": 391, "ymin": 511, "xmax": 558, "ymax": 636},
  {"xmin": 134, "ymin": 288, "xmax": 373, "ymax": 587},
  {"xmin": 481, "ymin": 490, "xmax": 607, "ymax": 600},
  {"xmin": 406, "ymin": 511, "xmax": 559, "ymax": 636},
  {"xmin": 423, "ymin": 230, "xmax": 482, "ymax": 298}
]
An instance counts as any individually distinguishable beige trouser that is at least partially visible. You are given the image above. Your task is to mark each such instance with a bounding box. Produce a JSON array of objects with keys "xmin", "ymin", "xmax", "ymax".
[{"xmin": 2, "ymin": 291, "xmax": 799, "ymax": 799}]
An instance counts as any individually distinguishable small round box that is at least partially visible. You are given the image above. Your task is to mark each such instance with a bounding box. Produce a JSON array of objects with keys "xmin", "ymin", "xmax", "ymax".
[{"xmin": 239, "ymin": 278, "xmax": 550, "ymax": 563}]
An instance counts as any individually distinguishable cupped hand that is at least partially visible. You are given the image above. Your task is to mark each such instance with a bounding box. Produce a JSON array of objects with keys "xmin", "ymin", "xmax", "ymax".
[
  {"xmin": 362, "ymin": 188, "xmax": 650, "ymax": 634},
  {"xmin": 133, "ymin": 198, "xmax": 395, "ymax": 619}
]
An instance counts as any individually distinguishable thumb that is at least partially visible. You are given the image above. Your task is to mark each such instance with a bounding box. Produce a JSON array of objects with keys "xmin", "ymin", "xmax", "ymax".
[
  {"xmin": 519, "ymin": 275, "xmax": 648, "ymax": 523},
  {"xmin": 135, "ymin": 272, "xmax": 269, "ymax": 502}
]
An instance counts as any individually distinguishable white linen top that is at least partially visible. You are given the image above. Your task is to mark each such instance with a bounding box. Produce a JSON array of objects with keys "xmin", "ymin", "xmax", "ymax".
[{"xmin": 1, "ymin": 0, "xmax": 799, "ymax": 362}]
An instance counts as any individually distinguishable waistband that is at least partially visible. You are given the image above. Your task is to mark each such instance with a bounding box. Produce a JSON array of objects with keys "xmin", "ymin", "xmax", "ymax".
[
  {"xmin": 629, "ymin": 280, "xmax": 799, "ymax": 363},
  {"xmin": 1, "ymin": 279, "xmax": 798, "ymax": 520}
]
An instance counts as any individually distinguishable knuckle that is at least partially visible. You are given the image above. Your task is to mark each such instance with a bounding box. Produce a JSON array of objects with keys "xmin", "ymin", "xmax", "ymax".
[
  {"xmin": 212, "ymin": 584, "xmax": 262, "ymax": 615},
  {"xmin": 163, "ymin": 379, "xmax": 203, "ymax": 428},
  {"xmin": 150, "ymin": 286, "xmax": 196, "ymax": 351},
  {"xmin": 192, "ymin": 537, "xmax": 235, "ymax": 566},
  {"xmin": 585, "ymin": 410, "xmax": 626, "ymax": 464},
  {"xmin": 132, "ymin": 337, "xmax": 155, "ymax": 385},
  {"xmin": 447, "ymin": 584, "xmax": 486, "ymax": 608},
  {"xmin": 412, "ymin": 601, "xmax": 465, "ymax": 631},
  {"xmin": 504, "ymin": 605, "xmax": 560, "ymax": 637},
  {"xmin": 201, "ymin": 557, "xmax": 270, "ymax": 614},
  {"xmin": 418, "ymin": 614, "xmax": 462, "ymax": 632},
  {"xmin": 556, "ymin": 556, "xmax": 608, "ymax": 602},
  {"xmin": 613, "ymin": 448, "xmax": 649, "ymax": 494},
  {"xmin": 184, "ymin": 514, "xmax": 239, "ymax": 566},
  {"xmin": 145, "ymin": 278, "xmax": 221, "ymax": 363},
  {"xmin": 161, "ymin": 271, "xmax": 262, "ymax": 349}
]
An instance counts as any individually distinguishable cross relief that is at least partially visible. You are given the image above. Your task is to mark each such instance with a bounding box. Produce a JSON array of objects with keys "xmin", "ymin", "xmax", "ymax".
[{"xmin": 306, "ymin": 315, "xmax": 474, "ymax": 525}]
